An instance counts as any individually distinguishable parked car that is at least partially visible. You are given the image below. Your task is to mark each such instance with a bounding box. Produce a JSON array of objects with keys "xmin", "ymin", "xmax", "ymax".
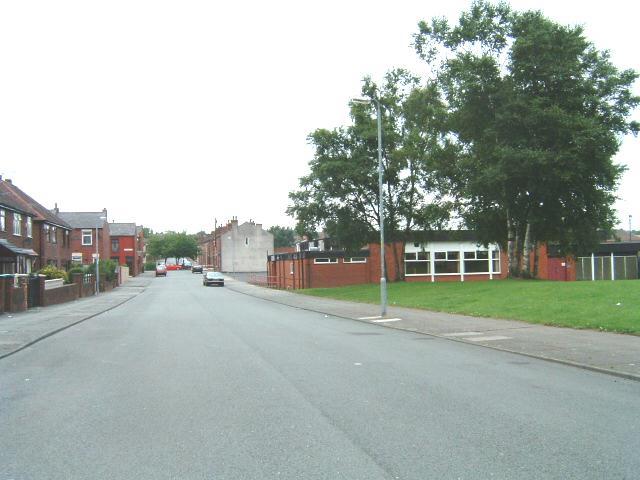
[
  {"xmin": 165, "ymin": 264, "xmax": 181, "ymax": 271},
  {"xmin": 203, "ymin": 271, "xmax": 224, "ymax": 287},
  {"xmin": 191, "ymin": 264, "xmax": 203, "ymax": 274},
  {"xmin": 155, "ymin": 264, "xmax": 167, "ymax": 277},
  {"xmin": 181, "ymin": 261, "xmax": 192, "ymax": 270}
]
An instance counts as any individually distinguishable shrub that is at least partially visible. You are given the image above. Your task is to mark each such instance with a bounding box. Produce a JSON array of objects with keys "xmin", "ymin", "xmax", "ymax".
[
  {"xmin": 66, "ymin": 266, "xmax": 86, "ymax": 283},
  {"xmin": 38, "ymin": 265, "xmax": 67, "ymax": 280},
  {"xmin": 144, "ymin": 261, "xmax": 157, "ymax": 271}
]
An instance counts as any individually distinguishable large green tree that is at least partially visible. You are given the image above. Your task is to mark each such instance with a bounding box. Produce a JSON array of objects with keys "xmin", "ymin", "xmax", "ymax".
[
  {"xmin": 287, "ymin": 69, "xmax": 451, "ymax": 278},
  {"xmin": 147, "ymin": 231, "xmax": 199, "ymax": 263},
  {"xmin": 414, "ymin": 1, "xmax": 639, "ymax": 276},
  {"xmin": 268, "ymin": 225, "xmax": 296, "ymax": 248}
]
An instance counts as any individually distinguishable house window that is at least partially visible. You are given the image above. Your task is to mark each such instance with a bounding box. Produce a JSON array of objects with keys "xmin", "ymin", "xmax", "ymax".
[
  {"xmin": 63, "ymin": 230, "xmax": 69, "ymax": 247},
  {"xmin": 405, "ymin": 251, "xmax": 430, "ymax": 275},
  {"xmin": 26, "ymin": 217, "xmax": 32, "ymax": 238},
  {"xmin": 245, "ymin": 237, "xmax": 249, "ymax": 246},
  {"xmin": 112, "ymin": 239, "xmax": 120, "ymax": 252},
  {"xmin": 82, "ymin": 229, "xmax": 93, "ymax": 246},
  {"xmin": 463, "ymin": 250, "xmax": 490, "ymax": 273},
  {"xmin": 51, "ymin": 226, "xmax": 57, "ymax": 244},
  {"xmin": 13, "ymin": 213, "xmax": 22, "ymax": 236},
  {"xmin": 434, "ymin": 251, "xmax": 460, "ymax": 274},
  {"xmin": 314, "ymin": 258, "xmax": 338, "ymax": 264},
  {"xmin": 44, "ymin": 224, "xmax": 50, "ymax": 242},
  {"xmin": 344, "ymin": 257, "xmax": 367, "ymax": 263},
  {"xmin": 0, "ymin": 209, "xmax": 5, "ymax": 231}
]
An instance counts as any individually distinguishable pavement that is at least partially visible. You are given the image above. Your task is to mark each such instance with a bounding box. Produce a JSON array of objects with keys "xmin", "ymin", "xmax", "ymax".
[
  {"xmin": 223, "ymin": 275, "xmax": 640, "ymax": 381},
  {"xmin": 0, "ymin": 273, "xmax": 153, "ymax": 359}
]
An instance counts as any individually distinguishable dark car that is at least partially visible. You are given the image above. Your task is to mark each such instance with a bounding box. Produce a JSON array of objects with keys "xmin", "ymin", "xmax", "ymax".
[
  {"xmin": 203, "ymin": 271, "xmax": 224, "ymax": 287},
  {"xmin": 155, "ymin": 264, "xmax": 167, "ymax": 277},
  {"xmin": 191, "ymin": 264, "xmax": 203, "ymax": 274}
]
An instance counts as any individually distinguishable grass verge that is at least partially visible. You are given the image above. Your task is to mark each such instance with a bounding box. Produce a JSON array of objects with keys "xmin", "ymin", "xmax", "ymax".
[{"xmin": 301, "ymin": 280, "xmax": 640, "ymax": 334}]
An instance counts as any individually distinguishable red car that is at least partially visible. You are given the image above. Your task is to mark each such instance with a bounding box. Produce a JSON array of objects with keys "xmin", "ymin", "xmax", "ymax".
[{"xmin": 165, "ymin": 264, "xmax": 181, "ymax": 271}]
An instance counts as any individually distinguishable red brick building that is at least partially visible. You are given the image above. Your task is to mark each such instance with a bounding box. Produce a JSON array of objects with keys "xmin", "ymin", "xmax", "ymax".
[
  {"xmin": 268, "ymin": 231, "xmax": 572, "ymax": 289},
  {"xmin": 0, "ymin": 178, "xmax": 72, "ymax": 272},
  {"xmin": 57, "ymin": 209, "xmax": 111, "ymax": 266},
  {"xmin": 0, "ymin": 189, "xmax": 38, "ymax": 274},
  {"xmin": 108, "ymin": 222, "xmax": 145, "ymax": 276}
]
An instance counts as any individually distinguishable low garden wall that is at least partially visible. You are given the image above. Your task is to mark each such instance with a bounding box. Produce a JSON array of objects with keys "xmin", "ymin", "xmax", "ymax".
[{"xmin": 43, "ymin": 283, "xmax": 80, "ymax": 307}]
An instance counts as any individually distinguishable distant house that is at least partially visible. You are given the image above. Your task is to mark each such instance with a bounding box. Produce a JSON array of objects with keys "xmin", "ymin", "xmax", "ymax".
[
  {"xmin": 0, "ymin": 178, "xmax": 71, "ymax": 272},
  {"xmin": 197, "ymin": 218, "xmax": 274, "ymax": 273},
  {"xmin": 57, "ymin": 209, "xmax": 111, "ymax": 266},
  {"xmin": 109, "ymin": 222, "xmax": 145, "ymax": 276}
]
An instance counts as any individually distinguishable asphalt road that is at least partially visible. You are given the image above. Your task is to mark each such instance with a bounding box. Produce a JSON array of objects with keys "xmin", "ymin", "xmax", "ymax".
[{"xmin": 1, "ymin": 271, "xmax": 639, "ymax": 479}]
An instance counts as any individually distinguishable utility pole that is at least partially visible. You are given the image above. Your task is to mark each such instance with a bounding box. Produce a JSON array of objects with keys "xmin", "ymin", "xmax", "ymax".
[{"xmin": 629, "ymin": 214, "xmax": 633, "ymax": 242}]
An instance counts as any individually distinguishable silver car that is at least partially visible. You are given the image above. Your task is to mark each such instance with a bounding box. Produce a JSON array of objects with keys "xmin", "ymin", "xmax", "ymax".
[{"xmin": 203, "ymin": 271, "xmax": 224, "ymax": 287}]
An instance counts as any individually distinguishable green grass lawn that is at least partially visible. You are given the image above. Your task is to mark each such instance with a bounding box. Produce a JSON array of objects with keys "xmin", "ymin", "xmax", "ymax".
[{"xmin": 301, "ymin": 280, "xmax": 640, "ymax": 334}]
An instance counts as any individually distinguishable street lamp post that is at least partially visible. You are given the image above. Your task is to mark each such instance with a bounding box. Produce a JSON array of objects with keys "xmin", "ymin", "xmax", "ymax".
[{"xmin": 352, "ymin": 97, "xmax": 387, "ymax": 317}]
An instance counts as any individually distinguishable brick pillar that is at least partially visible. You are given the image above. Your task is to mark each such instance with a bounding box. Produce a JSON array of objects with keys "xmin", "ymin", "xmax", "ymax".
[
  {"xmin": 72, "ymin": 273, "xmax": 83, "ymax": 298},
  {"xmin": 14, "ymin": 276, "xmax": 28, "ymax": 312},
  {"xmin": 38, "ymin": 274, "xmax": 46, "ymax": 307},
  {"xmin": 0, "ymin": 276, "xmax": 8, "ymax": 313}
]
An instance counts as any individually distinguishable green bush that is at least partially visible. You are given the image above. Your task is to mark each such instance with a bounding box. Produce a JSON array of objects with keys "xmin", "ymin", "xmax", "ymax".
[
  {"xmin": 38, "ymin": 265, "xmax": 67, "ymax": 280},
  {"xmin": 144, "ymin": 261, "xmax": 157, "ymax": 271},
  {"xmin": 66, "ymin": 266, "xmax": 86, "ymax": 283},
  {"xmin": 85, "ymin": 260, "xmax": 117, "ymax": 282}
]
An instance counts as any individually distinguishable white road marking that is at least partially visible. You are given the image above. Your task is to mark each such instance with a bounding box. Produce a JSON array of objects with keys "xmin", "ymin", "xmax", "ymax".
[
  {"xmin": 372, "ymin": 318, "xmax": 402, "ymax": 323},
  {"xmin": 358, "ymin": 316, "xmax": 382, "ymax": 320},
  {"xmin": 443, "ymin": 332, "xmax": 483, "ymax": 337},
  {"xmin": 467, "ymin": 335, "xmax": 511, "ymax": 342}
]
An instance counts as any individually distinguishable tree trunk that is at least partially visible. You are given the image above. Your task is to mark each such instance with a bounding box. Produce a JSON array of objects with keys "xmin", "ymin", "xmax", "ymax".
[
  {"xmin": 507, "ymin": 215, "xmax": 518, "ymax": 277},
  {"xmin": 522, "ymin": 222, "xmax": 533, "ymax": 278}
]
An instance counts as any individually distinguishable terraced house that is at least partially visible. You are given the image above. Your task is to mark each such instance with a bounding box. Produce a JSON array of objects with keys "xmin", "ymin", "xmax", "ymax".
[{"xmin": 0, "ymin": 178, "xmax": 72, "ymax": 273}]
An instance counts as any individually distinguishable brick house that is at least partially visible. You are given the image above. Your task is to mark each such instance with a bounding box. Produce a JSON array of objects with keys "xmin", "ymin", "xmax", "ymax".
[
  {"xmin": 0, "ymin": 190, "xmax": 38, "ymax": 274},
  {"xmin": 197, "ymin": 218, "xmax": 274, "ymax": 272},
  {"xmin": 108, "ymin": 222, "xmax": 145, "ymax": 276},
  {"xmin": 57, "ymin": 209, "xmax": 111, "ymax": 266},
  {"xmin": 0, "ymin": 178, "xmax": 72, "ymax": 272}
]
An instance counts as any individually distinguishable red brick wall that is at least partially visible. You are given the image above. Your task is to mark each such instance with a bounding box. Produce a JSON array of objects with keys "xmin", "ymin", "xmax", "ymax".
[
  {"xmin": 69, "ymin": 226, "xmax": 110, "ymax": 265},
  {"xmin": 35, "ymin": 222, "xmax": 71, "ymax": 270},
  {"xmin": 110, "ymin": 235, "xmax": 137, "ymax": 274}
]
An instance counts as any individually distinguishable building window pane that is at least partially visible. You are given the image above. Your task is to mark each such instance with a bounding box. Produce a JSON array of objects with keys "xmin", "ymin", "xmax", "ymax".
[
  {"xmin": 314, "ymin": 258, "xmax": 338, "ymax": 264},
  {"xmin": 112, "ymin": 239, "xmax": 120, "ymax": 252},
  {"xmin": 13, "ymin": 213, "xmax": 22, "ymax": 235},
  {"xmin": 82, "ymin": 230, "xmax": 93, "ymax": 246},
  {"xmin": 0, "ymin": 209, "xmax": 5, "ymax": 231},
  {"xmin": 464, "ymin": 251, "xmax": 476, "ymax": 260},
  {"xmin": 51, "ymin": 226, "xmax": 57, "ymax": 244},
  {"xmin": 477, "ymin": 250, "xmax": 489, "ymax": 260},
  {"xmin": 406, "ymin": 261, "xmax": 430, "ymax": 275},
  {"xmin": 404, "ymin": 253, "xmax": 416, "ymax": 261},
  {"xmin": 26, "ymin": 217, "xmax": 32, "ymax": 238},
  {"xmin": 447, "ymin": 251, "xmax": 459, "ymax": 260},
  {"xmin": 435, "ymin": 260, "xmax": 460, "ymax": 274},
  {"xmin": 417, "ymin": 252, "xmax": 429, "ymax": 261},
  {"xmin": 464, "ymin": 259, "xmax": 490, "ymax": 273},
  {"xmin": 435, "ymin": 252, "xmax": 446, "ymax": 260}
]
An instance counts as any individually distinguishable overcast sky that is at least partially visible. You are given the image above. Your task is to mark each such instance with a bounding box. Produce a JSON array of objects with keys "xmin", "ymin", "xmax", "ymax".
[{"xmin": 1, "ymin": 0, "xmax": 638, "ymax": 233}]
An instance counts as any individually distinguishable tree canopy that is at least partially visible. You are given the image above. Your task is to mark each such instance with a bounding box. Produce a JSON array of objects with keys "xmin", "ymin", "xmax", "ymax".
[
  {"xmin": 147, "ymin": 232, "xmax": 199, "ymax": 263},
  {"xmin": 287, "ymin": 69, "xmax": 451, "ymax": 263},
  {"xmin": 268, "ymin": 226, "xmax": 296, "ymax": 248},
  {"xmin": 414, "ymin": 0, "xmax": 639, "ymax": 276}
]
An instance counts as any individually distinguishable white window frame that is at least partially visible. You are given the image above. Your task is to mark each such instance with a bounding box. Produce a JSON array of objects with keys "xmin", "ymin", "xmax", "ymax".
[
  {"xmin": 343, "ymin": 257, "xmax": 367, "ymax": 263},
  {"xmin": 462, "ymin": 250, "xmax": 492, "ymax": 275},
  {"xmin": 82, "ymin": 229, "xmax": 93, "ymax": 246},
  {"xmin": 404, "ymin": 251, "xmax": 431, "ymax": 276},
  {"xmin": 51, "ymin": 226, "xmax": 57, "ymax": 244},
  {"xmin": 433, "ymin": 251, "xmax": 460, "ymax": 275},
  {"xmin": 44, "ymin": 224, "xmax": 50, "ymax": 242},
  {"xmin": 26, "ymin": 217, "xmax": 32, "ymax": 238},
  {"xmin": 314, "ymin": 257, "xmax": 338, "ymax": 264},
  {"xmin": 0, "ymin": 209, "xmax": 5, "ymax": 231},
  {"xmin": 13, "ymin": 213, "xmax": 22, "ymax": 236}
]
